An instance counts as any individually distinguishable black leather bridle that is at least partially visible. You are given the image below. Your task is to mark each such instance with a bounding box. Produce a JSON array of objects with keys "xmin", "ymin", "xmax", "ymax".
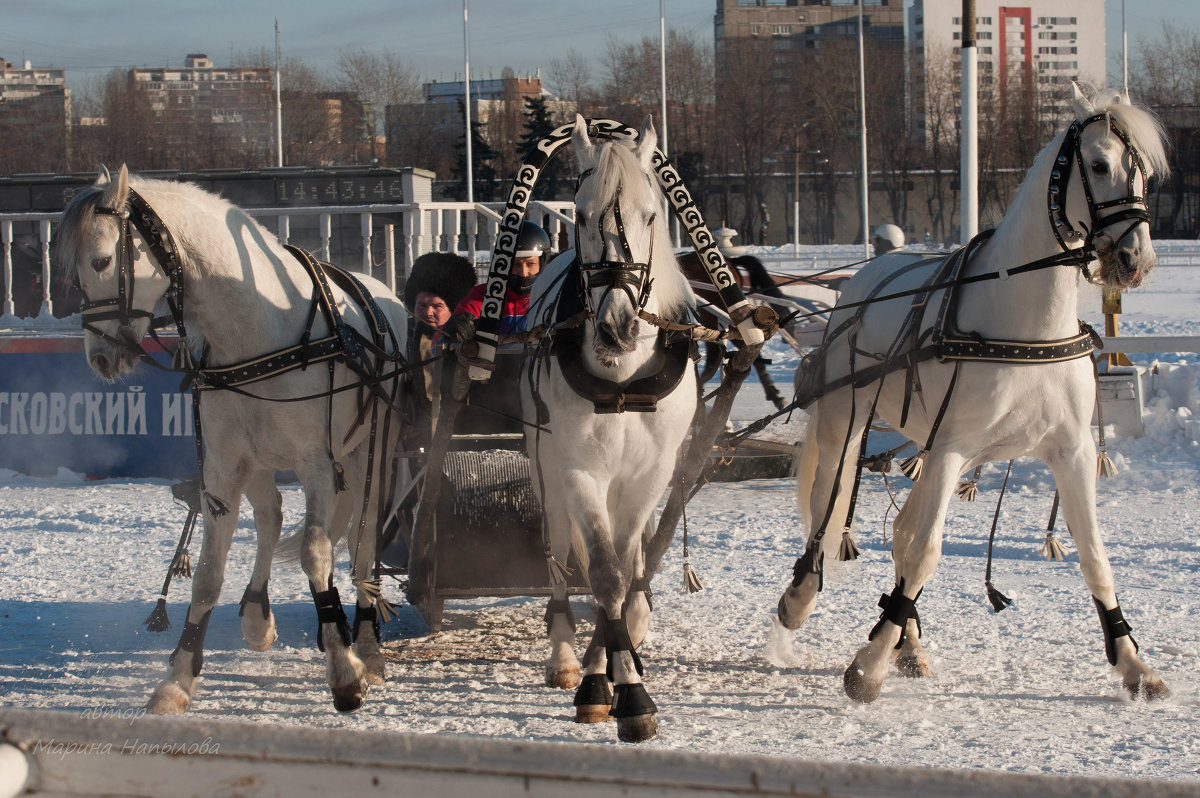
[
  {"xmin": 79, "ymin": 188, "xmax": 191, "ymax": 368},
  {"xmin": 573, "ymin": 167, "xmax": 655, "ymax": 315},
  {"xmin": 1048, "ymin": 112, "xmax": 1152, "ymax": 257}
]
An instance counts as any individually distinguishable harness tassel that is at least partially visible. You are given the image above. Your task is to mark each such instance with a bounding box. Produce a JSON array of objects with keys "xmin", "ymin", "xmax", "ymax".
[
  {"xmin": 1040, "ymin": 532, "xmax": 1069, "ymax": 561},
  {"xmin": 683, "ymin": 559, "xmax": 704, "ymax": 594},
  {"xmin": 354, "ymin": 578, "xmax": 398, "ymax": 623},
  {"xmin": 838, "ymin": 529, "xmax": 860, "ymax": 562},
  {"xmin": 546, "ymin": 549, "xmax": 573, "ymax": 586},
  {"xmin": 985, "ymin": 580, "xmax": 1014, "ymax": 613},
  {"xmin": 170, "ymin": 550, "xmax": 193, "ymax": 579},
  {"xmin": 900, "ymin": 450, "xmax": 926, "ymax": 482},
  {"xmin": 144, "ymin": 597, "xmax": 170, "ymax": 632},
  {"xmin": 1097, "ymin": 449, "xmax": 1118, "ymax": 479},
  {"xmin": 956, "ymin": 466, "xmax": 982, "ymax": 501}
]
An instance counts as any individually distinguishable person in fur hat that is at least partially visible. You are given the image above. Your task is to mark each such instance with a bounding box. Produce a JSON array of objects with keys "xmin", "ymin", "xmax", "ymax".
[
  {"xmin": 404, "ymin": 252, "xmax": 478, "ymax": 331},
  {"xmin": 404, "ymin": 252, "xmax": 478, "ymax": 403}
]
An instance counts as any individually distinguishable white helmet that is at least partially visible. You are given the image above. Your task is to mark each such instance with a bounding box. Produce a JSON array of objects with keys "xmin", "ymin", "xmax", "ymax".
[{"xmin": 873, "ymin": 224, "xmax": 904, "ymax": 250}]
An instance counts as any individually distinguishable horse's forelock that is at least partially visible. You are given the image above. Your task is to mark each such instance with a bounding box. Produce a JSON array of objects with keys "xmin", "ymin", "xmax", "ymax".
[
  {"xmin": 55, "ymin": 186, "xmax": 107, "ymax": 279},
  {"xmin": 1100, "ymin": 96, "xmax": 1171, "ymax": 180},
  {"xmin": 583, "ymin": 139, "xmax": 688, "ymax": 314}
]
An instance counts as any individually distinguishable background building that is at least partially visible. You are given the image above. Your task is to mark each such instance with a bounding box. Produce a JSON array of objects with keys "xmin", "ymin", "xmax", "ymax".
[{"xmin": 0, "ymin": 59, "xmax": 71, "ymax": 174}]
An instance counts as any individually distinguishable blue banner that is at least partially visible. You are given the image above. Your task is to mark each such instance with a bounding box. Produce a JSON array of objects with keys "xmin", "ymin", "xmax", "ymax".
[{"xmin": 0, "ymin": 336, "xmax": 197, "ymax": 478}]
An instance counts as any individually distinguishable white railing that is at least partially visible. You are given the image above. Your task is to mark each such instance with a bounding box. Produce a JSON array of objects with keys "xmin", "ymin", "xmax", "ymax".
[{"xmin": 0, "ymin": 200, "xmax": 575, "ymax": 324}]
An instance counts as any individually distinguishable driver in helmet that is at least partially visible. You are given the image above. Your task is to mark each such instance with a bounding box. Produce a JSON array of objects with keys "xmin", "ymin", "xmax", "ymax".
[
  {"xmin": 872, "ymin": 223, "xmax": 905, "ymax": 256},
  {"xmin": 442, "ymin": 220, "xmax": 551, "ymax": 341}
]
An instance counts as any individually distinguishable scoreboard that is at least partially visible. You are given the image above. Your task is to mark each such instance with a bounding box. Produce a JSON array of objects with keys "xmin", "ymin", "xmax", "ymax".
[{"xmin": 0, "ymin": 167, "xmax": 414, "ymax": 213}]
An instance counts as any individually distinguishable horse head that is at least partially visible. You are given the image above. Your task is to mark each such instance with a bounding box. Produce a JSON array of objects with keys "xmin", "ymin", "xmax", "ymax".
[
  {"xmin": 57, "ymin": 165, "xmax": 175, "ymax": 380},
  {"xmin": 571, "ymin": 114, "xmax": 681, "ymax": 369},
  {"xmin": 1059, "ymin": 84, "xmax": 1170, "ymax": 289}
]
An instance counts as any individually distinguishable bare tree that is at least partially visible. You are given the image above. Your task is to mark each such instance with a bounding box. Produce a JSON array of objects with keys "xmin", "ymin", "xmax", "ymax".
[
  {"xmin": 545, "ymin": 48, "xmax": 597, "ymax": 116},
  {"xmin": 336, "ymin": 47, "xmax": 423, "ymax": 164},
  {"xmin": 1131, "ymin": 23, "xmax": 1200, "ymax": 236}
]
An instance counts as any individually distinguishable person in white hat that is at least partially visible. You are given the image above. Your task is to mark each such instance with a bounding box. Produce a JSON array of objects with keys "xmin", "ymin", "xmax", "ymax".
[{"xmin": 873, "ymin": 223, "xmax": 905, "ymax": 256}]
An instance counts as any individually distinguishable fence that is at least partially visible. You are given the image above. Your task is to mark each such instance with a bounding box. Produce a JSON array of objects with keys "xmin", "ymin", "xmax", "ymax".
[{"xmin": 0, "ymin": 200, "xmax": 576, "ymax": 322}]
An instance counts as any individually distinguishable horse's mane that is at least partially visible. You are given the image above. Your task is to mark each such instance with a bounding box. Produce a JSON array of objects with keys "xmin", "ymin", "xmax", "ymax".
[
  {"xmin": 57, "ymin": 175, "xmax": 267, "ymax": 284},
  {"xmin": 587, "ymin": 139, "xmax": 691, "ymax": 315}
]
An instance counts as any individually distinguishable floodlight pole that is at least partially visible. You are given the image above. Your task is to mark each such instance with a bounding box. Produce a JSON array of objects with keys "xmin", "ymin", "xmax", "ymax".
[
  {"xmin": 960, "ymin": 0, "xmax": 979, "ymax": 243},
  {"xmin": 857, "ymin": 0, "xmax": 869, "ymax": 259},
  {"xmin": 463, "ymin": 0, "xmax": 474, "ymax": 205}
]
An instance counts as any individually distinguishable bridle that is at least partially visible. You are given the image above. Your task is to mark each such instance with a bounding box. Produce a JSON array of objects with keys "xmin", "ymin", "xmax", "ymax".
[
  {"xmin": 79, "ymin": 188, "xmax": 191, "ymax": 368},
  {"xmin": 573, "ymin": 167, "xmax": 655, "ymax": 315},
  {"xmin": 1048, "ymin": 113, "xmax": 1152, "ymax": 259}
]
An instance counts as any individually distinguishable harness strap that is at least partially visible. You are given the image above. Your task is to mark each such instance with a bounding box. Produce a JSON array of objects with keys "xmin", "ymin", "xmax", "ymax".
[{"xmin": 550, "ymin": 328, "xmax": 694, "ymax": 413}]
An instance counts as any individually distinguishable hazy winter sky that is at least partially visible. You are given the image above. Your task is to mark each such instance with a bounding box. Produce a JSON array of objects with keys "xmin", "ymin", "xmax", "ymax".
[{"xmin": 2, "ymin": 0, "xmax": 1195, "ymax": 93}]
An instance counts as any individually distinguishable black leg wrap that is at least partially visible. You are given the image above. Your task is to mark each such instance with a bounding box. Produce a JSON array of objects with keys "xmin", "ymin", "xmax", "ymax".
[
  {"xmin": 600, "ymin": 610, "xmax": 644, "ymax": 681},
  {"xmin": 544, "ymin": 598, "xmax": 577, "ymax": 635},
  {"xmin": 354, "ymin": 603, "xmax": 381, "ymax": 643},
  {"xmin": 238, "ymin": 581, "xmax": 270, "ymax": 620},
  {"xmin": 1094, "ymin": 596, "xmax": 1138, "ymax": 667},
  {"xmin": 310, "ymin": 577, "xmax": 352, "ymax": 653},
  {"xmin": 610, "ymin": 683, "xmax": 657, "ymax": 718},
  {"xmin": 169, "ymin": 607, "xmax": 212, "ymax": 678},
  {"xmin": 628, "ymin": 577, "xmax": 654, "ymax": 613},
  {"xmin": 573, "ymin": 673, "xmax": 614, "ymax": 708},
  {"xmin": 870, "ymin": 581, "xmax": 921, "ymax": 649},
  {"xmin": 791, "ymin": 544, "xmax": 824, "ymax": 591}
]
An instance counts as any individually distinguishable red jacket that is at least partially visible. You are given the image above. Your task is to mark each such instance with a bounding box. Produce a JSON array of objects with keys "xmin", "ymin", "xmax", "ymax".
[{"xmin": 451, "ymin": 283, "xmax": 531, "ymax": 335}]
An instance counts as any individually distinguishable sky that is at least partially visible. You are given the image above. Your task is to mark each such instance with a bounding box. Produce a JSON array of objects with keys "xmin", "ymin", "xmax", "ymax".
[{"xmin": 3, "ymin": 0, "xmax": 1198, "ymax": 97}]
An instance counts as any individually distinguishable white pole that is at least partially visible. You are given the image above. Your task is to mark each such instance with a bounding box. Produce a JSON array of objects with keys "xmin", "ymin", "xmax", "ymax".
[
  {"xmin": 857, "ymin": 0, "xmax": 869, "ymax": 259},
  {"xmin": 463, "ymin": 0, "xmax": 474, "ymax": 205},
  {"xmin": 660, "ymin": 0, "xmax": 680, "ymax": 246},
  {"xmin": 274, "ymin": 19, "xmax": 282, "ymax": 168},
  {"xmin": 1122, "ymin": 0, "xmax": 1128, "ymax": 93},
  {"xmin": 960, "ymin": 0, "xmax": 978, "ymax": 244}
]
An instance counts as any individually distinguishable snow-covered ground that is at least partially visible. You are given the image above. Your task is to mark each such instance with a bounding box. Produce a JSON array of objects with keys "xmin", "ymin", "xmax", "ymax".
[{"xmin": 3, "ymin": 248, "xmax": 1200, "ymax": 783}]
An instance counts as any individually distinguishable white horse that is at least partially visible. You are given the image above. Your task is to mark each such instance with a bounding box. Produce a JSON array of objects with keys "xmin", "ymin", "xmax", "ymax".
[
  {"xmin": 56, "ymin": 165, "xmax": 408, "ymax": 714},
  {"xmin": 520, "ymin": 116, "xmax": 698, "ymax": 742},
  {"xmin": 777, "ymin": 85, "xmax": 1172, "ymax": 703}
]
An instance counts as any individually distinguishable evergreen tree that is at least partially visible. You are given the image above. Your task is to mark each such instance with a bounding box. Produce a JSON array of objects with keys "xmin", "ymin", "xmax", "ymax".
[
  {"xmin": 454, "ymin": 98, "xmax": 498, "ymax": 201},
  {"xmin": 518, "ymin": 95, "xmax": 568, "ymax": 200}
]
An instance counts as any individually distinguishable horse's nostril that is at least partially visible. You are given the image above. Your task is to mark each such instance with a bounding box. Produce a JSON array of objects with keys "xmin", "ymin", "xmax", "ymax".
[{"xmin": 91, "ymin": 353, "xmax": 110, "ymax": 374}]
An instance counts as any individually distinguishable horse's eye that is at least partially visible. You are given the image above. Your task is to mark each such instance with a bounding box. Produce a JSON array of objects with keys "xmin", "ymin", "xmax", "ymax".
[
  {"xmin": 647, "ymin": 213, "xmax": 657, "ymax": 226},
  {"xmin": 91, "ymin": 255, "xmax": 112, "ymax": 273},
  {"xmin": 576, "ymin": 211, "xmax": 587, "ymax": 227},
  {"xmin": 1091, "ymin": 161, "xmax": 1110, "ymax": 176}
]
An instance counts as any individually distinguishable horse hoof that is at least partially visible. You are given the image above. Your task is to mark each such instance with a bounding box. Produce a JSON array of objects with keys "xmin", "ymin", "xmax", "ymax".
[
  {"xmin": 895, "ymin": 653, "xmax": 932, "ymax": 679},
  {"xmin": 575, "ymin": 704, "xmax": 612, "ymax": 723},
  {"xmin": 547, "ymin": 666, "xmax": 582, "ymax": 690},
  {"xmin": 617, "ymin": 714, "xmax": 658, "ymax": 743},
  {"xmin": 331, "ymin": 681, "xmax": 367, "ymax": 713},
  {"xmin": 843, "ymin": 663, "xmax": 882, "ymax": 704},
  {"xmin": 361, "ymin": 654, "xmax": 386, "ymax": 687},
  {"xmin": 147, "ymin": 681, "xmax": 191, "ymax": 715},
  {"xmin": 574, "ymin": 673, "xmax": 613, "ymax": 722},
  {"xmin": 242, "ymin": 616, "xmax": 277, "ymax": 652},
  {"xmin": 1128, "ymin": 677, "xmax": 1170, "ymax": 701}
]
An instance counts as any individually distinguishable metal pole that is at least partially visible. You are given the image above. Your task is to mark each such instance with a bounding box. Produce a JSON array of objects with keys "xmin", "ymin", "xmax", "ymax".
[
  {"xmin": 1122, "ymin": 0, "xmax": 1128, "ymax": 93},
  {"xmin": 857, "ymin": 0, "xmax": 869, "ymax": 259},
  {"xmin": 463, "ymin": 0, "xmax": 474, "ymax": 205},
  {"xmin": 274, "ymin": 19, "xmax": 283, "ymax": 168},
  {"xmin": 960, "ymin": 0, "xmax": 978, "ymax": 244},
  {"xmin": 660, "ymin": 0, "xmax": 679, "ymax": 246}
]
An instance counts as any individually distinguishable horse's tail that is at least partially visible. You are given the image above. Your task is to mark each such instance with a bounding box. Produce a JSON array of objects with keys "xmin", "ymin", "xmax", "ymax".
[{"xmin": 273, "ymin": 518, "xmax": 308, "ymax": 564}]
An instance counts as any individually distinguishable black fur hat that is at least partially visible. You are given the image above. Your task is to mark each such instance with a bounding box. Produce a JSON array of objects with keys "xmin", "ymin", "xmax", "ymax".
[{"xmin": 404, "ymin": 252, "xmax": 478, "ymax": 312}]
